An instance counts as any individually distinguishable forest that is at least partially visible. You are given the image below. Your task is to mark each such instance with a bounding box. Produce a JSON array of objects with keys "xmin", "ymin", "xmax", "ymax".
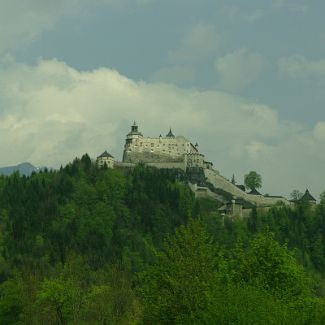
[{"xmin": 0, "ymin": 154, "xmax": 325, "ymax": 324}]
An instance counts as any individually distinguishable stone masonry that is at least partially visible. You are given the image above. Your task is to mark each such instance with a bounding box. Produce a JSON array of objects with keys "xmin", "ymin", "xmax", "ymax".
[{"xmin": 122, "ymin": 122, "xmax": 212, "ymax": 170}]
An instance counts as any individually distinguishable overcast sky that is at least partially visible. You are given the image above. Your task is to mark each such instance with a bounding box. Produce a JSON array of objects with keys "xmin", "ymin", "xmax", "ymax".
[{"xmin": 0, "ymin": 0, "xmax": 324, "ymax": 198}]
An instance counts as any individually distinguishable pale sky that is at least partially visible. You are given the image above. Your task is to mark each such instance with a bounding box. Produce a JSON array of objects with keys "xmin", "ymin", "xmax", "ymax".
[{"xmin": 0, "ymin": 0, "xmax": 324, "ymax": 198}]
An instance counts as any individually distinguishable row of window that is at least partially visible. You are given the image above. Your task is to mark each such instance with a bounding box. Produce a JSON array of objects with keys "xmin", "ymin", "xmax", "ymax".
[{"xmin": 134, "ymin": 142, "xmax": 185, "ymax": 147}]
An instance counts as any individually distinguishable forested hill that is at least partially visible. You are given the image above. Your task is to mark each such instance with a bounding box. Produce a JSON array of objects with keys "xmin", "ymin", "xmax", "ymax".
[{"xmin": 0, "ymin": 154, "xmax": 325, "ymax": 324}]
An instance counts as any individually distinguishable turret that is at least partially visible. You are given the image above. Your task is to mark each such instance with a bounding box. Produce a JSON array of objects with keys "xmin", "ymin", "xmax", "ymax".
[
  {"xmin": 166, "ymin": 128, "xmax": 175, "ymax": 138},
  {"xmin": 131, "ymin": 121, "xmax": 140, "ymax": 134},
  {"xmin": 299, "ymin": 189, "xmax": 317, "ymax": 206},
  {"xmin": 126, "ymin": 121, "xmax": 143, "ymax": 143},
  {"xmin": 97, "ymin": 150, "xmax": 115, "ymax": 168}
]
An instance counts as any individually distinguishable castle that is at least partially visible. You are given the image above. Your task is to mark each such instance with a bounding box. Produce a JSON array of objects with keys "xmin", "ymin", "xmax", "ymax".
[
  {"xmin": 96, "ymin": 122, "xmax": 315, "ymax": 217},
  {"xmin": 122, "ymin": 122, "xmax": 213, "ymax": 170}
]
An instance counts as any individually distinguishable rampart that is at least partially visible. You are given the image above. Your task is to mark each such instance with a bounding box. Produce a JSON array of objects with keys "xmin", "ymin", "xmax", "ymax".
[
  {"xmin": 123, "ymin": 150, "xmax": 185, "ymax": 164},
  {"xmin": 204, "ymin": 169, "xmax": 290, "ymax": 206}
]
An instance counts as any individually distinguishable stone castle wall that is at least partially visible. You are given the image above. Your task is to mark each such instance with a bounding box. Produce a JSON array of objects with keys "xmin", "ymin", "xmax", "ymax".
[
  {"xmin": 204, "ymin": 169, "xmax": 290, "ymax": 206},
  {"xmin": 146, "ymin": 161, "xmax": 187, "ymax": 170},
  {"xmin": 123, "ymin": 136, "xmax": 194, "ymax": 159},
  {"xmin": 123, "ymin": 133, "xmax": 205, "ymax": 168},
  {"xmin": 123, "ymin": 150, "xmax": 185, "ymax": 164}
]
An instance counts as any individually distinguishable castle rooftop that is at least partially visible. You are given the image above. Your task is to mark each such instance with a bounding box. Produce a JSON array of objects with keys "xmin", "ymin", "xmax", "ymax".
[
  {"xmin": 166, "ymin": 128, "xmax": 175, "ymax": 138},
  {"xmin": 300, "ymin": 189, "xmax": 316, "ymax": 202},
  {"xmin": 97, "ymin": 150, "xmax": 114, "ymax": 159}
]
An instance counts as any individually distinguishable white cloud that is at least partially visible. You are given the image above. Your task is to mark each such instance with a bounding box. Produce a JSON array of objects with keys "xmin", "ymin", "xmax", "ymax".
[
  {"xmin": 313, "ymin": 122, "xmax": 325, "ymax": 141},
  {"xmin": 169, "ymin": 23, "xmax": 220, "ymax": 62},
  {"xmin": 278, "ymin": 55, "xmax": 325, "ymax": 79},
  {"xmin": 245, "ymin": 141, "xmax": 271, "ymax": 160},
  {"xmin": 0, "ymin": 58, "xmax": 324, "ymax": 198},
  {"xmin": 215, "ymin": 48, "xmax": 265, "ymax": 91},
  {"xmin": 0, "ymin": 0, "xmax": 153, "ymax": 54}
]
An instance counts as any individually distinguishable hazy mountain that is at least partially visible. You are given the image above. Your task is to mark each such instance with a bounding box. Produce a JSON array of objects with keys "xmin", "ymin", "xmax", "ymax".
[{"xmin": 0, "ymin": 162, "xmax": 41, "ymax": 176}]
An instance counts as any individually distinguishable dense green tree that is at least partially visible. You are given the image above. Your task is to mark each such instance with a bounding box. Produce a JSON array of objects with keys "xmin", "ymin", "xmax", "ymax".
[
  {"xmin": 244, "ymin": 171, "xmax": 262, "ymax": 190},
  {"xmin": 82, "ymin": 265, "xmax": 141, "ymax": 324},
  {"xmin": 139, "ymin": 219, "xmax": 221, "ymax": 324},
  {"xmin": 0, "ymin": 156, "xmax": 325, "ymax": 324},
  {"xmin": 320, "ymin": 191, "xmax": 325, "ymax": 205},
  {"xmin": 291, "ymin": 189, "xmax": 303, "ymax": 201},
  {"xmin": 0, "ymin": 278, "xmax": 23, "ymax": 324},
  {"xmin": 231, "ymin": 232, "xmax": 311, "ymax": 300}
]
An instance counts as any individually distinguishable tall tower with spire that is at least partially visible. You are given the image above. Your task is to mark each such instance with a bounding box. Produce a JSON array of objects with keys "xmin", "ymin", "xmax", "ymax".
[{"xmin": 126, "ymin": 121, "xmax": 143, "ymax": 143}]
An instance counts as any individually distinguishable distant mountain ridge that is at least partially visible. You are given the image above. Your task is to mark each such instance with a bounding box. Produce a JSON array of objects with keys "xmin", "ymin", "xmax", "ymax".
[{"xmin": 0, "ymin": 162, "xmax": 41, "ymax": 176}]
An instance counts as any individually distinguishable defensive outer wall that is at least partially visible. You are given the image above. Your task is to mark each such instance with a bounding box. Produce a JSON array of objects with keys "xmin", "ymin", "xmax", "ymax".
[
  {"xmin": 98, "ymin": 122, "xmax": 291, "ymax": 210},
  {"xmin": 204, "ymin": 169, "xmax": 290, "ymax": 207}
]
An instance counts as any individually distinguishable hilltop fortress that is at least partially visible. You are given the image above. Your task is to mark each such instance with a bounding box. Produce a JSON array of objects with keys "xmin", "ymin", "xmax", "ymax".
[
  {"xmin": 122, "ymin": 122, "xmax": 213, "ymax": 170},
  {"xmin": 97, "ymin": 122, "xmax": 315, "ymax": 216}
]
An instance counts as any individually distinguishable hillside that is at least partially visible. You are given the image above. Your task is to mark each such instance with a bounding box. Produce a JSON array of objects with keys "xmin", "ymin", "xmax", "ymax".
[{"xmin": 0, "ymin": 154, "xmax": 325, "ymax": 324}]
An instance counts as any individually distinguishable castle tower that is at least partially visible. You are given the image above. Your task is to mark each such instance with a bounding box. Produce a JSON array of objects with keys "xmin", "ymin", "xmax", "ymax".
[
  {"xmin": 126, "ymin": 121, "xmax": 143, "ymax": 143},
  {"xmin": 299, "ymin": 189, "xmax": 317, "ymax": 206},
  {"xmin": 123, "ymin": 122, "xmax": 143, "ymax": 162},
  {"xmin": 97, "ymin": 150, "xmax": 115, "ymax": 168}
]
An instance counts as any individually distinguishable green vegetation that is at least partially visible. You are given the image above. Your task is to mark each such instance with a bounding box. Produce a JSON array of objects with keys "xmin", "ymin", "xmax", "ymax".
[
  {"xmin": 244, "ymin": 171, "xmax": 262, "ymax": 190},
  {"xmin": 291, "ymin": 189, "xmax": 303, "ymax": 201},
  {"xmin": 0, "ymin": 154, "xmax": 325, "ymax": 324}
]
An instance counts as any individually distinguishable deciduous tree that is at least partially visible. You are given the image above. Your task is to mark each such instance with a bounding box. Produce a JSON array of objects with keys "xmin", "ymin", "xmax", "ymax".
[{"xmin": 244, "ymin": 171, "xmax": 262, "ymax": 190}]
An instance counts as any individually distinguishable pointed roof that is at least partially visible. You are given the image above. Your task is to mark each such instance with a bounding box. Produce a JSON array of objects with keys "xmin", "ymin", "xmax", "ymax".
[
  {"xmin": 97, "ymin": 150, "xmax": 114, "ymax": 159},
  {"xmin": 166, "ymin": 128, "xmax": 175, "ymax": 138},
  {"xmin": 248, "ymin": 188, "xmax": 262, "ymax": 195},
  {"xmin": 128, "ymin": 121, "xmax": 143, "ymax": 136},
  {"xmin": 300, "ymin": 189, "xmax": 316, "ymax": 202}
]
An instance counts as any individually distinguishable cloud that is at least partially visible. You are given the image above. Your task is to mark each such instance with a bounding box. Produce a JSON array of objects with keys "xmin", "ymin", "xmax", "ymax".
[
  {"xmin": 278, "ymin": 55, "xmax": 325, "ymax": 79},
  {"xmin": 313, "ymin": 122, "xmax": 325, "ymax": 141},
  {"xmin": 215, "ymin": 48, "xmax": 265, "ymax": 92},
  {"xmin": 0, "ymin": 0, "xmax": 153, "ymax": 54},
  {"xmin": 169, "ymin": 23, "xmax": 220, "ymax": 62},
  {"xmin": 0, "ymin": 58, "xmax": 324, "ymax": 198},
  {"xmin": 272, "ymin": 0, "xmax": 308, "ymax": 13},
  {"xmin": 245, "ymin": 141, "xmax": 271, "ymax": 160}
]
